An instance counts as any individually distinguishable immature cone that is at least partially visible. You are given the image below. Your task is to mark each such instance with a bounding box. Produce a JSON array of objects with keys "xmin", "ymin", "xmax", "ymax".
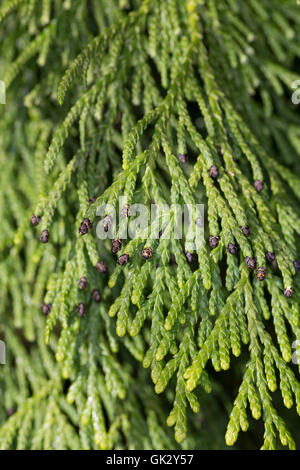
[
  {"xmin": 78, "ymin": 276, "xmax": 88, "ymax": 290},
  {"xmin": 254, "ymin": 180, "xmax": 264, "ymax": 192},
  {"xmin": 79, "ymin": 218, "xmax": 92, "ymax": 235},
  {"xmin": 41, "ymin": 303, "xmax": 52, "ymax": 315},
  {"xmin": 103, "ymin": 215, "xmax": 112, "ymax": 232},
  {"xmin": 91, "ymin": 288, "xmax": 101, "ymax": 303},
  {"xmin": 142, "ymin": 247, "xmax": 152, "ymax": 260},
  {"xmin": 196, "ymin": 217, "xmax": 204, "ymax": 228},
  {"xmin": 186, "ymin": 252, "xmax": 194, "ymax": 263},
  {"xmin": 117, "ymin": 253, "xmax": 130, "ymax": 265},
  {"xmin": 111, "ymin": 239, "xmax": 122, "ymax": 254},
  {"xmin": 227, "ymin": 243, "xmax": 238, "ymax": 255},
  {"xmin": 209, "ymin": 165, "xmax": 218, "ymax": 180},
  {"xmin": 284, "ymin": 287, "xmax": 293, "ymax": 298},
  {"xmin": 88, "ymin": 196, "xmax": 97, "ymax": 204},
  {"xmin": 245, "ymin": 256, "xmax": 256, "ymax": 270},
  {"xmin": 256, "ymin": 266, "xmax": 266, "ymax": 281},
  {"xmin": 241, "ymin": 226, "xmax": 250, "ymax": 237},
  {"xmin": 83, "ymin": 218, "xmax": 92, "ymax": 229},
  {"xmin": 76, "ymin": 302, "xmax": 86, "ymax": 317},
  {"xmin": 178, "ymin": 153, "xmax": 187, "ymax": 164},
  {"xmin": 121, "ymin": 204, "xmax": 131, "ymax": 217},
  {"xmin": 95, "ymin": 261, "xmax": 108, "ymax": 273},
  {"xmin": 40, "ymin": 230, "xmax": 49, "ymax": 243},
  {"xmin": 79, "ymin": 222, "xmax": 89, "ymax": 235},
  {"xmin": 30, "ymin": 214, "xmax": 40, "ymax": 226},
  {"xmin": 6, "ymin": 408, "xmax": 15, "ymax": 417},
  {"xmin": 266, "ymin": 251, "xmax": 275, "ymax": 262},
  {"xmin": 209, "ymin": 235, "xmax": 220, "ymax": 249}
]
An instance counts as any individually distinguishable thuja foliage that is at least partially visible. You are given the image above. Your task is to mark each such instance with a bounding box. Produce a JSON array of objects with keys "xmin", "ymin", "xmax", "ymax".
[{"xmin": 1, "ymin": 0, "xmax": 300, "ymax": 451}]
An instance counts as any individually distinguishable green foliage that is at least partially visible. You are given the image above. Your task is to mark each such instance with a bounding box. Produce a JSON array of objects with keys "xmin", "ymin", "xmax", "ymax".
[{"xmin": 0, "ymin": 0, "xmax": 300, "ymax": 450}]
